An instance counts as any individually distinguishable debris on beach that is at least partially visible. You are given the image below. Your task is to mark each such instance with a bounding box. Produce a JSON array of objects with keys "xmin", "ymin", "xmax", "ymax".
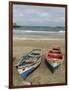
[{"xmin": 22, "ymin": 81, "xmax": 32, "ymax": 85}]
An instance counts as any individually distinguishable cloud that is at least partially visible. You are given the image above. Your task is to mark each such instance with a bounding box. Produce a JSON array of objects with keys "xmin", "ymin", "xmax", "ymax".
[{"xmin": 13, "ymin": 5, "xmax": 65, "ymax": 26}]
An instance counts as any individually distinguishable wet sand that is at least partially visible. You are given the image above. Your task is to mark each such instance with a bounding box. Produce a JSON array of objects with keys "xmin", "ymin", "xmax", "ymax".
[{"xmin": 13, "ymin": 39, "xmax": 65, "ymax": 86}]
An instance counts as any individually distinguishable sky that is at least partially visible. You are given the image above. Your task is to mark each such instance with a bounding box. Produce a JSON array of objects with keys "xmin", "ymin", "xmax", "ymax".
[{"xmin": 13, "ymin": 4, "xmax": 65, "ymax": 26}]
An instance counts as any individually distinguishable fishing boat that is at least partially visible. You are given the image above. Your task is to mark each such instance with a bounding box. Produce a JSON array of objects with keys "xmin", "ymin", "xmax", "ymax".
[
  {"xmin": 44, "ymin": 47, "xmax": 64, "ymax": 73},
  {"xmin": 16, "ymin": 49, "xmax": 41, "ymax": 79}
]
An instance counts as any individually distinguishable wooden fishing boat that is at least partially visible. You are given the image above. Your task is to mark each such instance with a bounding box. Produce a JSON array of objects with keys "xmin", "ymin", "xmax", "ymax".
[
  {"xmin": 16, "ymin": 49, "xmax": 41, "ymax": 79},
  {"xmin": 44, "ymin": 47, "xmax": 64, "ymax": 73}
]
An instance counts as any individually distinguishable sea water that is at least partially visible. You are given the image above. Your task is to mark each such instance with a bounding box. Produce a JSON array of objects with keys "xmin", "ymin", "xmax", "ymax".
[{"xmin": 13, "ymin": 26, "xmax": 65, "ymax": 40}]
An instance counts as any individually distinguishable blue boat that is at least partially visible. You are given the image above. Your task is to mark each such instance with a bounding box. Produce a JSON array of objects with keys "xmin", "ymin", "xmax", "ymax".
[{"xmin": 16, "ymin": 49, "xmax": 41, "ymax": 79}]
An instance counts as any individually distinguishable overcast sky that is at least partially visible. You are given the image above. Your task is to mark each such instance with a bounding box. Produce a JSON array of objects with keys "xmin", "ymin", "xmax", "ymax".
[{"xmin": 13, "ymin": 5, "xmax": 65, "ymax": 26}]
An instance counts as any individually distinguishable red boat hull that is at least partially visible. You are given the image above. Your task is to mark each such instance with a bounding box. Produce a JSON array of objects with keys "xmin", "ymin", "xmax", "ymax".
[{"xmin": 44, "ymin": 47, "xmax": 64, "ymax": 73}]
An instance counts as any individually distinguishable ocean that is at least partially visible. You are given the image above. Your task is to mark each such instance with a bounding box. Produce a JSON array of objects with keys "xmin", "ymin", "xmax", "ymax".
[{"xmin": 13, "ymin": 26, "xmax": 65, "ymax": 40}]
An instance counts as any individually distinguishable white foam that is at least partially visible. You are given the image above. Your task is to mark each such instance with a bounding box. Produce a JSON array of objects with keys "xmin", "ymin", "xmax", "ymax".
[
  {"xmin": 13, "ymin": 37, "xmax": 64, "ymax": 41},
  {"xmin": 59, "ymin": 30, "xmax": 65, "ymax": 33},
  {"xmin": 13, "ymin": 29, "xmax": 65, "ymax": 34}
]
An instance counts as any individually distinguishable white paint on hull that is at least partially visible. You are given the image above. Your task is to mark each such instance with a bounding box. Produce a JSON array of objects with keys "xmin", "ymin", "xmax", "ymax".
[
  {"xmin": 47, "ymin": 59, "xmax": 63, "ymax": 68},
  {"xmin": 17, "ymin": 60, "xmax": 41, "ymax": 75}
]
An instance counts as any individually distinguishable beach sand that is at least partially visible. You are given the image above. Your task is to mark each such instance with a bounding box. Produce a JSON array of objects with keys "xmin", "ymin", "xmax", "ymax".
[{"xmin": 13, "ymin": 39, "xmax": 65, "ymax": 86}]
